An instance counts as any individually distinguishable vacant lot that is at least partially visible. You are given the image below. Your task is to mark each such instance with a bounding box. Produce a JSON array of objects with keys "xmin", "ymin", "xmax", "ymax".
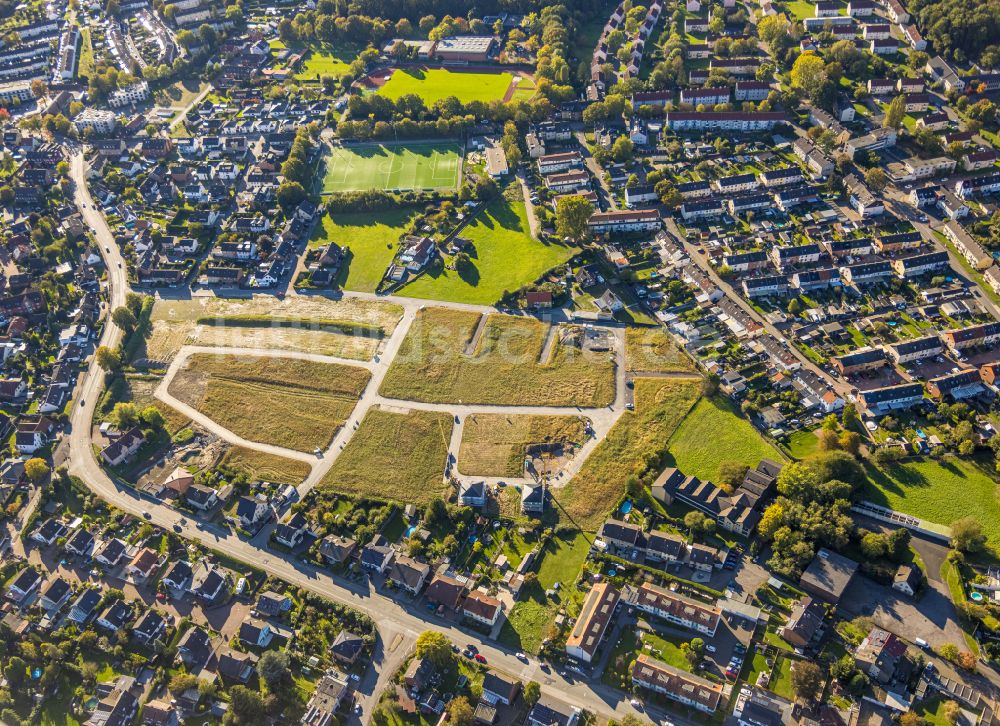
[
  {"xmin": 667, "ymin": 396, "xmax": 784, "ymax": 482},
  {"xmin": 321, "ymin": 142, "xmax": 462, "ymax": 193},
  {"xmin": 863, "ymin": 456, "xmax": 1000, "ymax": 548},
  {"xmin": 169, "ymin": 354, "xmax": 370, "ymax": 452},
  {"xmin": 625, "ymin": 327, "xmax": 696, "ymax": 372},
  {"xmin": 556, "ymin": 377, "xmax": 702, "ymax": 531},
  {"xmin": 145, "ymin": 296, "xmax": 402, "ymax": 362},
  {"xmin": 380, "ymin": 308, "xmax": 616, "ymax": 407},
  {"xmin": 458, "ymin": 414, "xmax": 587, "ymax": 477},
  {"xmin": 378, "ymin": 68, "xmax": 514, "ymax": 104},
  {"xmin": 220, "ymin": 446, "xmax": 312, "ymax": 485},
  {"xmin": 401, "ymin": 195, "xmax": 575, "ymax": 305},
  {"xmin": 310, "ymin": 208, "xmax": 418, "ymax": 292},
  {"xmin": 318, "ymin": 407, "xmax": 452, "ymax": 504}
]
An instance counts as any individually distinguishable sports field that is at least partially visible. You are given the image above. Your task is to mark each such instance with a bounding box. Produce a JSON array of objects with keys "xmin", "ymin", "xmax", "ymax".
[
  {"xmin": 377, "ymin": 68, "xmax": 515, "ymax": 104},
  {"xmin": 321, "ymin": 142, "xmax": 462, "ymax": 193}
]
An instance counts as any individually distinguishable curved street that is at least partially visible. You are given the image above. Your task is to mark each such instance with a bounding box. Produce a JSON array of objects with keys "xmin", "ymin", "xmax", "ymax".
[{"xmin": 61, "ymin": 152, "xmax": 678, "ymax": 724}]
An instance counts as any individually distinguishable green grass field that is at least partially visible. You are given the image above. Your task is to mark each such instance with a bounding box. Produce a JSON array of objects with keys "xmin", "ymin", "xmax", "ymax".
[
  {"xmin": 863, "ymin": 456, "xmax": 1000, "ymax": 547},
  {"xmin": 293, "ymin": 45, "xmax": 357, "ymax": 80},
  {"xmin": 309, "ymin": 208, "xmax": 419, "ymax": 292},
  {"xmin": 321, "ymin": 142, "xmax": 462, "ymax": 193},
  {"xmin": 666, "ymin": 396, "xmax": 784, "ymax": 482},
  {"xmin": 401, "ymin": 196, "xmax": 575, "ymax": 305},
  {"xmin": 378, "ymin": 68, "xmax": 514, "ymax": 104}
]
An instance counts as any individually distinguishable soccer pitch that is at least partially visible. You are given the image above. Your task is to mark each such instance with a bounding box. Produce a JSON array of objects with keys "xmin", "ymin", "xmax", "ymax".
[
  {"xmin": 321, "ymin": 142, "xmax": 463, "ymax": 193},
  {"xmin": 377, "ymin": 68, "xmax": 516, "ymax": 105}
]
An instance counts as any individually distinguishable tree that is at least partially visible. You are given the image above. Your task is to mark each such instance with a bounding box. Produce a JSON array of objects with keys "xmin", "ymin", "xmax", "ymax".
[
  {"xmin": 787, "ymin": 298, "xmax": 802, "ymax": 315},
  {"xmin": 24, "ymin": 458, "xmax": 49, "ymax": 483},
  {"xmin": 140, "ymin": 406, "xmax": 164, "ymax": 429},
  {"xmin": 447, "ymin": 697, "xmax": 475, "ymax": 726},
  {"xmin": 555, "ymin": 195, "xmax": 594, "ymax": 243},
  {"xmin": 523, "ymin": 681, "xmax": 541, "ymax": 705},
  {"xmin": 883, "ymin": 94, "xmax": 906, "ymax": 129},
  {"xmin": 4, "ymin": 656, "xmax": 25, "ymax": 691},
  {"xmin": 611, "ymin": 135, "xmax": 634, "ymax": 162},
  {"xmin": 718, "ymin": 462, "xmax": 749, "ymax": 489},
  {"xmin": 683, "ymin": 637, "xmax": 705, "ymax": 667},
  {"xmin": 758, "ymin": 502, "xmax": 785, "ymax": 540},
  {"xmin": 169, "ymin": 673, "xmax": 198, "ymax": 693},
  {"xmin": 950, "ymin": 517, "xmax": 986, "ymax": 552},
  {"xmin": 111, "ymin": 306, "xmax": 137, "ymax": 331},
  {"xmin": 111, "ymin": 402, "xmax": 140, "ymax": 430},
  {"xmin": 226, "ymin": 685, "xmax": 267, "ymax": 725},
  {"xmin": 839, "ymin": 431, "xmax": 861, "ymax": 456},
  {"xmin": 864, "ymin": 167, "xmax": 888, "ymax": 193},
  {"xmin": 790, "ymin": 661, "xmax": 823, "ymax": 701},
  {"xmin": 758, "ymin": 14, "xmax": 790, "ymax": 52},
  {"xmin": 277, "ymin": 180, "xmax": 307, "ymax": 209},
  {"xmin": 942, "ymin": 700, "xmax": 962, "ymax": 724},
  {"xmin": 415, "ymin": 631, "xmax": 453, "ymax": 669},
  {"xmin": 258, "ymin": 650, "xmax": 290, "ymax": 691},
  {"xmin": 791, "ymin": 53, "xmax": 828, "ymax": 100},
  {"xmin": 95, "ymin": 346, "xmax": 121, "ymax": 372},
  {"xmin": 842, "ymin": 403, "xmax": 860, "ymax": 431}
]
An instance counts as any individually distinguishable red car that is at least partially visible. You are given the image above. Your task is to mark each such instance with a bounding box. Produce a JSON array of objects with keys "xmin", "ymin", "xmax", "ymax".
[{"xmin": 474, "ymin": 654, "xmax": 487, "ymax": 663}]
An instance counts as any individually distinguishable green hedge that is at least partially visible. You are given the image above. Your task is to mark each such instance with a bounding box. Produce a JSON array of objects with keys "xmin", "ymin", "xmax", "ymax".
[{"xmin": 194, "ymin": 315, "xmax": 384, "ymax": 338}]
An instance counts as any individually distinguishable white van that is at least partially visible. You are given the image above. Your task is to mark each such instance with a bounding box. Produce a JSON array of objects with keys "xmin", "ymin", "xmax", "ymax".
[
  {"xmin": 915, "ymin": 638, "xmax": 929, "ymax": 649},
  {"xmin": 235, "ymin": 577, "xmax": 247, "ymax": 595}
]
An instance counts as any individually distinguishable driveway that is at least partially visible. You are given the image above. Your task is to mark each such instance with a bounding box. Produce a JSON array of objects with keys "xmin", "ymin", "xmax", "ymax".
[{"xmin": 839, "ymin": 575, "xmax": 966, "ymax": 650}]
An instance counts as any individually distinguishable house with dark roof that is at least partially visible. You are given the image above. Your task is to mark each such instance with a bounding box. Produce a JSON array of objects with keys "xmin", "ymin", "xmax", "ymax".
[
  {"xmin": 7, "ymin": 567, "xmax": 42, "ymax": 604},
  {"xmin": 319, "ymin": 535, "xmax": 356, "ymax": 566},
  {"xmin": 360, "ymin": 537, "xmax": 394, "ymax": 574},
  {"xmin": 100, "ymin": 427, "xmax": 145, "ymax": 467},
  {"xmin": 273, "ymin": 511, "xmax": 309, "ymax": 548},
  {"xmin": 40, "ymin": 577, "xmax": 73, "ymax": 612},
  {"xmin": 526, "ymin": 697, "xmax": 581, "ymax": 726},
  {"xmin": 329, "ymin": 630, "xmax": 365, "ymax": 666},
  {"xmin": 388, "ymin": 555, "xmax": 430, "ymax": 594},
  {"xmin": 239, "ymin": 618, "xmax": 273, "ymax": 648},
  {"xmin": 255, "ymin": 590, "xmax": 291, "ymax": 617},
  {"xmin": 217, "ymin": 649, "xmax": 257, "ymax": 683},
  {"xmin": 68, "ymin": 588, "xmax": 103, "ymax": 625},
  {"xmin": 189, "ymin": 560, "xmax": 229, "ymax": 604},
  {"xmin": 799, "ymin": 548, "xmax": 858, "ymax": 604},
  {"xmin": 132, "ymin": 610, "xmax": 166, "ymax": 644},
  {"xmin": 482, "ymin": 672, "xmax": 521, "ymax": 706},
  {"xmin": 177, "ymin": 626, "xmax": 215, "ymax": 670},
  {"xmin": 855, "ymin": 627, "xmax": 913, "ymax": 685},
  {"xmin": 162, "ymin": 560, "xmax": 193, "ymax": 592},
  {"xmin": 779, "ymin": 596, "xmax": 826, "ymax": 649},
  {"xmin": 65, "ymin": 527, "xmax": 95, "ymax": 557},
  {"xmin": 235, "ymin": 496, "xmax": 271, "ymax": 530},
  {"xmin": 97, "ymin": 599, "xmax": 134, "ymax": 632}
]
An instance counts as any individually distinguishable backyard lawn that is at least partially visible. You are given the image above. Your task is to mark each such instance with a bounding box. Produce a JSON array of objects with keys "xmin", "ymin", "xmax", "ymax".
[
  {"xmin": 666, "ymin": 396, "xmax": 784, "ymax": 482},
  {"xmin": 401, "ymin": 196, "xmax": 575, "ymax": 305},
  {"xmin": 310, "ymin": 207, "xmax": 418, "ymax": 292},
  {"xmin": 862, "ymin": 456, "xmax": 1000, "ymax": 547},
  {"xmin": 220, "ymin": 446, "xmax": 312, "ymax": 485},
  {"xmin": 556, "ymin": 377, "xmax": 702, "ymax": 531},
  {"xmin": 380, "ymin": 308, "xmax": 616, "ymax": 407},
  {"xmin": 786, "ymin": 428, "xmax": 819, "ymax": 459},
  {"xmin": 318, "ymin": 407, "xmax": 453, "ymax": 504},
  {"xmin": 378, "ymin": 68, "xmax": 515, "ymax": 104},
  {"xmin": 168, "ymin": 354, "xmax": 370, "ymax": 452}
]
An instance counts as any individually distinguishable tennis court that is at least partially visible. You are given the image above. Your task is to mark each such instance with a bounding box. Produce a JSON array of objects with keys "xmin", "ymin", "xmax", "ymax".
[{"xmin": 321, "ymin": 142, "xmax": 463, "ymax": 193}]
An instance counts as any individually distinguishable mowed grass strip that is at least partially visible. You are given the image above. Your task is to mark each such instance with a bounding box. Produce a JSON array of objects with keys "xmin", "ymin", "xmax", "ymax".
[
  {"xmin": 169, "ymin": 354, "xmax": 370, "ymax": 452},
  {"xmin": 380, "ymin": 308, "xmax": 616, "ymax": 407},
  {"xmin": 220, "ymin": 446, "xmax": 312, "ymax": 485},
  {"xmin": 378, "ymin": 68, "xmax": 514, "ymax": 104},
  {"xmin": 318, "ymin": 407, "xmax": 453, "ymax": 504},
  {"xmin": 625, "ymin": 327, "xmax": 696, "ymax": 372},
  {"xmin": 309, "ymin": 208, "xmax": 419, "ymax": 293},
  {"xmin": 458, "ymin": 414, "xmax": 588, "ymax": 477},
  {"xmin": 667, "ymin": 396, "xmax": 785, "ymax": 482},
  {"xmin": 401, "ymin": 195, "xmax": 575, "ymax": 305},
  {"xmin": 863, "ymin": 456, "xmax": 1000, "ymax": 548},
  {"xmin": 321, "ymin": 142, "xmax": 461, "ymax": 193},
  {"xmin": 555, "ymin": 377, "xmax": 701, "ymax": 531}
]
